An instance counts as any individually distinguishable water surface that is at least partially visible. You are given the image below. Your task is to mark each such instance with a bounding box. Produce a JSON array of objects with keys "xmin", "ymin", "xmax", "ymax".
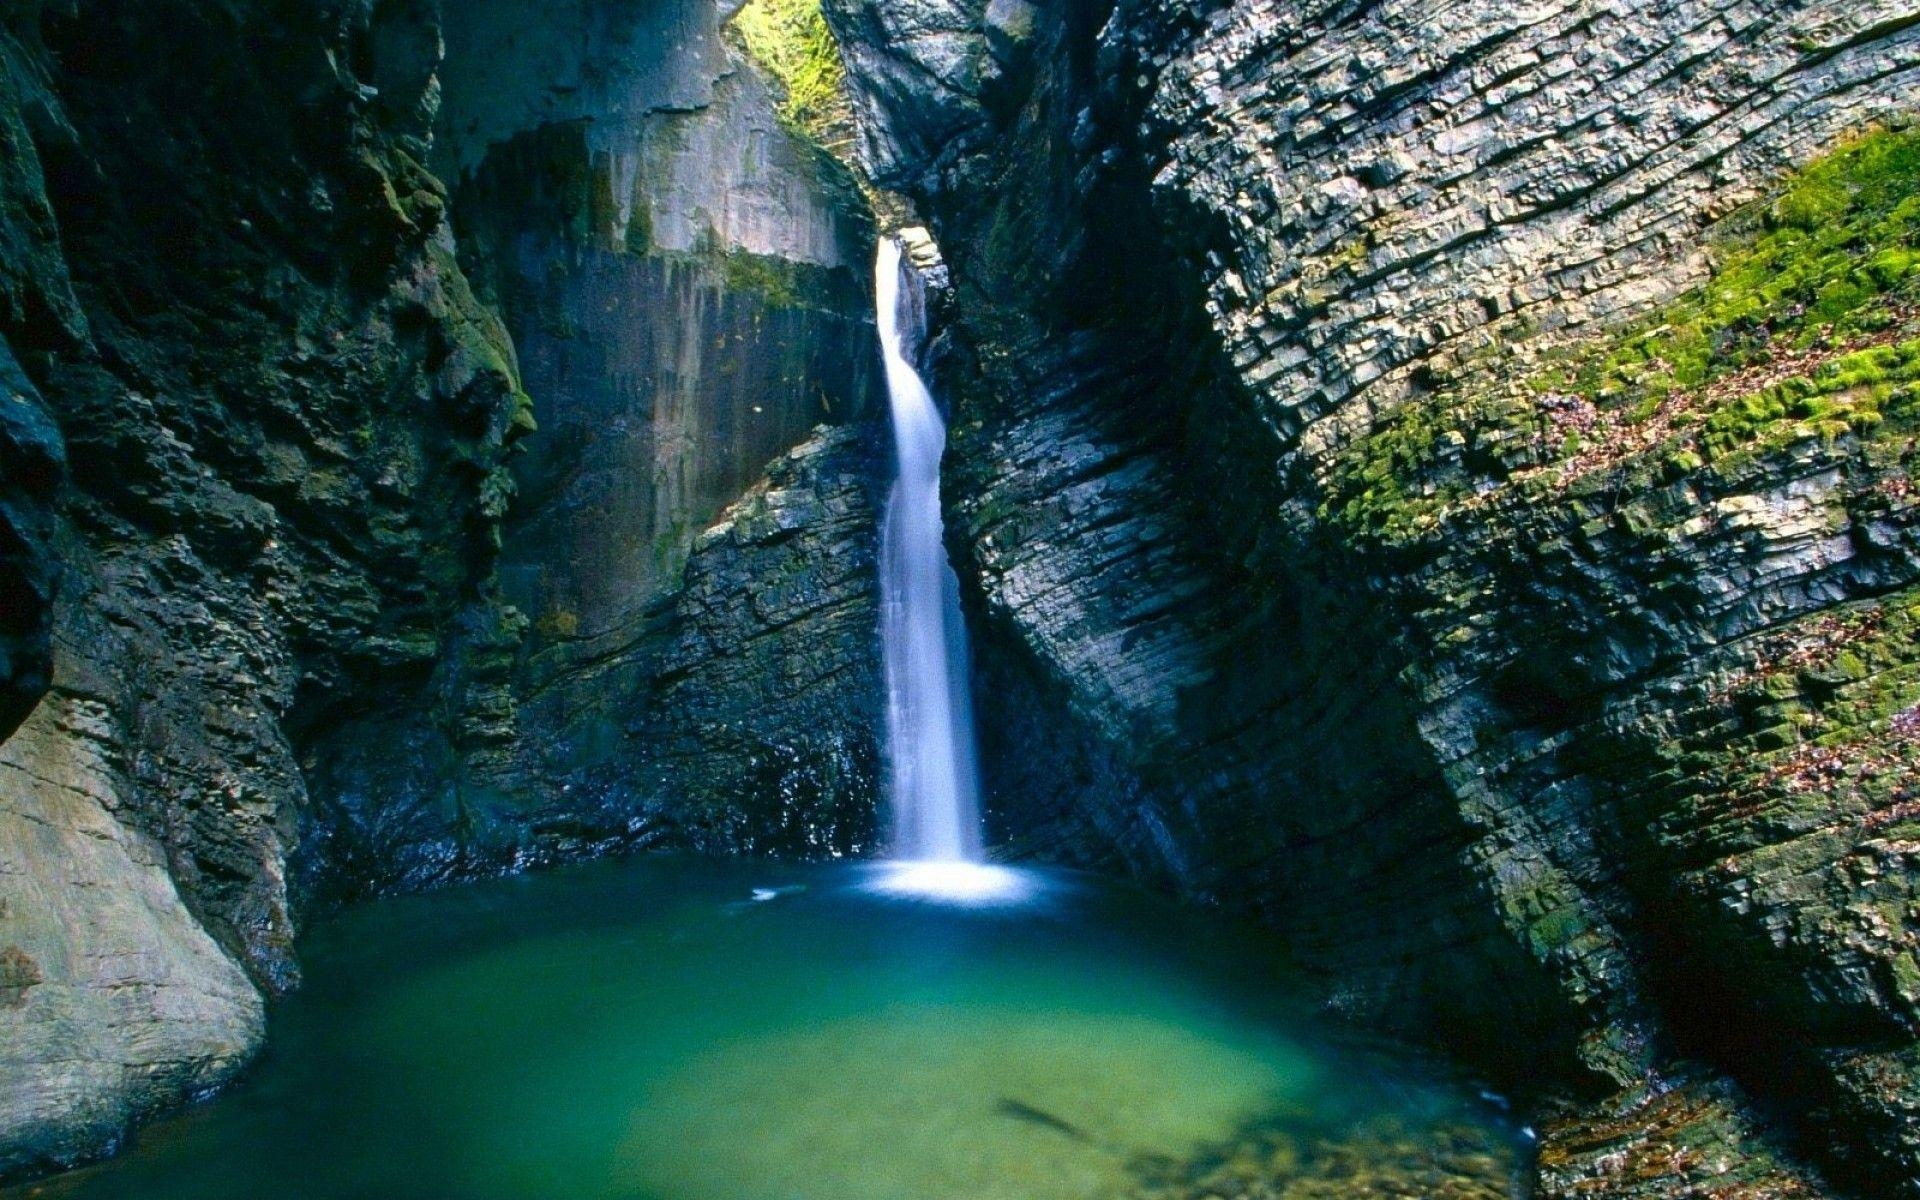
[{"xmin": 9, "ymin": 858, "xmax": 1523, "ymax": 1200}]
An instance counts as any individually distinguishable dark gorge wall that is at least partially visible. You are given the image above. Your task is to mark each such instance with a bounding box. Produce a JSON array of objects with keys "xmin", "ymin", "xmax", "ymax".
[
  {"xmin": 823, "ymin": 0, "xmax": 1920, "ymax": 1195},
  {"xmin": 0, "ymin": 0, "xmax": 887, "ymax": 1178},
  {"xmin": 300, "ymin": 0, "xmax": 887, "ymax": 894},
  {"xmin": 0, "ymin": 0, "xmax": 529, "ymax": 1173}
]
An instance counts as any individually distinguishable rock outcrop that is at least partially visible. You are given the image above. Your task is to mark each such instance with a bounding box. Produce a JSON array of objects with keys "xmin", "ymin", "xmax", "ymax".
[
  {"xmin": 633, "ymin": 423, "xmax": 885, "ymax": 854},
  {"xmin": 824, "ymin": 0, "xmax": 1920, "ymax": 1194},
  {"xmin": 0, "ymin": 0, "xmax": 888, "ymax": 1178},
  {"xmin": 298, "ymin": 0, "xmax": 885, "ymax": 895}
]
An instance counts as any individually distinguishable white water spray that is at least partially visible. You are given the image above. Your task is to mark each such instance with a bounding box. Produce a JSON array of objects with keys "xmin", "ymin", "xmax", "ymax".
[{"xmin": 874, "ymin": 235, "xmax": 993, "ymax": 884}]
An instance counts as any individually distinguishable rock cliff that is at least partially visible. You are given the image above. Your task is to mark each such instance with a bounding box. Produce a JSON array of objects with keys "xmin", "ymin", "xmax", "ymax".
[
  {"xmin": 3, "ymin": 0, "xmax": 1919, "ymax": 1194},
  {"xmin": 822, "ymin": 0, "xmax": 1920, "ymax": 1193},
  {"xmin": 0, "ymin": 0, "xmax": 528, "ymax": 1173},
  {"xmin": 299, "ymin": 0, "xmax": 886, "ymax": 894},
  {"xmin": 0, "ymin": 0, "xmax": 886, "ymax": 1178}
]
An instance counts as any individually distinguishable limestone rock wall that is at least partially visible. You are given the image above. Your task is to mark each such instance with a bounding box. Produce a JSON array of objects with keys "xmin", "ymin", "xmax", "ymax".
[
  {"xmin": 1135, "ymin": 1, "xmax": 1920, "ymax": 1193},
  {"xmin": 298, "ymin": 0, "xmax": 887, "ymax": 892},
  {"xmin": 1146, "ymin": 0, "xmax": 1920, "ymax": 463},
  {"xmin": 829, "ymin": 0, "xmax": 1920, "ymax": 1193},
  {"xmin": 0, "ymin": 686, "xmax": 263, "ymax": 1178},
  {"xmin": 0, "ymin": 0, "xmax": 530, "ymax": 1177},
  {"xmin": 833, "ymin": 0, "xmax": 1575, "ymax": 1080}
]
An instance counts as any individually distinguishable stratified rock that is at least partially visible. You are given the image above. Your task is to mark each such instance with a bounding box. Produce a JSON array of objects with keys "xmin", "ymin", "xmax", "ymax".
[
  {"xmin": 0, "ymin": 687, "xmax": 263, "ymax": 1180},
  {"xmin": 635, "ymin": 423, "xmax": 885, "ymax": 855},
  {"xmin": 1536, "ymin": 1073, "xmax": 1829, "ymax": 1199},
  {"xmin": 827, "ymin": 0, "xmax": 1920, "ymax": 1193}
]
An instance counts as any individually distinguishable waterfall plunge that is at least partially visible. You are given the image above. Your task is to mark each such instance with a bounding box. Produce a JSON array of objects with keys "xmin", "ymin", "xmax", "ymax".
[{"xmin": 874, "ymin": 236, "xmax": 1021, "ymax": 902}]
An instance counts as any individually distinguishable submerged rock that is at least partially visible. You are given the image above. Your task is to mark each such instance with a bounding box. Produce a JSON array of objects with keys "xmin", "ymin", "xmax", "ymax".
[{"xmin": 1123, "ymin": 1110, "xmax": 1518, "ymax": 1200}]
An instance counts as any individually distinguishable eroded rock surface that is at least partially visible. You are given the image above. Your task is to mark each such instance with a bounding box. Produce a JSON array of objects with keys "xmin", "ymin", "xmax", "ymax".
[
  {"xmin": 0, "ymin": 689, "xmax": 263, "ymax": 1179},
  {"xmin": 634, "ymin": 423, "xmax": 885, "ymax": 853},
  {"xmin": 825, "ymin": 0, "xmax": 1920, "ymax": 1193},
  {"xmin": 298, "ymin": 0, "xmax": 886, "ymax": 892},
  {"xmin": 0, "ymin": 0, "xmax": 888, "ymax": 1176}
]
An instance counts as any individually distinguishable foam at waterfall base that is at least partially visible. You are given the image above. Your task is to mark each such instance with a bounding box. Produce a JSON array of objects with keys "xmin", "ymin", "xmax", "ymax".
[{"xmin": 865, "ymin": 860, "xmax": 1040, "ymax": 905}]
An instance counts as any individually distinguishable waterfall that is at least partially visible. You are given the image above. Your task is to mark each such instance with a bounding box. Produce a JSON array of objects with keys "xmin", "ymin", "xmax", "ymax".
[{"xmin": 875, "ymin": 236, "xmax": 984, "ymax": 866}]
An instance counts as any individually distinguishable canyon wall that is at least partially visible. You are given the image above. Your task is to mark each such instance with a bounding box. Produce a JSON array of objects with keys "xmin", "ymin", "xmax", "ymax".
[
  {"xmin": 823, "ymin": 0, "xmax": 1920, "ymax": 1194},
  {"xmin": 3, "ymin": 0, "xmax": 1917, "ymax": 1193},
  {"xmin": 0, "ymin": 0, "xmax": 526, "ymax": 1173},
  {"xmin": 301, "ymin": 0, "xmax": 886, "ymax": 894},
  {"xmin": 0, "ymin": 0, "xmax": 886, "ymax": 1178}
]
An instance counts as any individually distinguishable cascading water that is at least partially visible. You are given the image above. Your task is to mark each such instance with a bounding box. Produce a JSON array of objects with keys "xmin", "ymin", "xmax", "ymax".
[{"xmin": 872, "ymin": 236, "xmax": 1018, "ymax": 902}]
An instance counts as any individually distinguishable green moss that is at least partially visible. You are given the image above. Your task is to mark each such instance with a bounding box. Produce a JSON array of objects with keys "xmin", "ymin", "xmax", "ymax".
[
  {"xmin": 1556, "ymin": 124, "xmax": 1920, "ymax": 405},
  {"xmin": 1665, "ymin": 593, "xmax": 1920, "ymax": 815},
  {"xmin": 1319, "ymin": 386, "xmax": 1534, "ymax": 542},
  {"xmin": 1700, "ymin": 337, "xmax": 1920, "ymax": 459},
  {"xmin": 730, "ymin": 0, "xmax": 851, "ymax": 148},
  {"xmin": 719, "ymin": 247, "xmax": 839, "ymax": 310},
  {"xmin": 624, "ymin": 196, "xmax": 653, "ymax": 257},
  {"xmin": 1323, "ymin": 124, "xmax": 1920, "ymax": 544}
]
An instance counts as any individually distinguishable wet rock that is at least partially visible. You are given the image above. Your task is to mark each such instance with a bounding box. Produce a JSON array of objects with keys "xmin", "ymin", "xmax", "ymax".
[
  {"xmin": 296, "ymin": 0, "xmax": 886, "ymax": 894},
  {"xmin": 0, "ymin": 26, "xmax": 77, "ymax": 743},
  {"xmin": 828, "ymin": 0, "xmax": 1920, "ymax": 1192},
  {"xmin": 634, "ymin": 423, "xmax": 886, "ymax": 855},
  {"xmin": 820, "ymin": 0, "xmax": 990, "ymax": 183},
  {"xmin": 1536, "ymin": 1073, "xmax": 1830, "ymax": 1198},
  {"xmin": 0, "ymin": 0, "xmax": 519, "ymax": 1174}
]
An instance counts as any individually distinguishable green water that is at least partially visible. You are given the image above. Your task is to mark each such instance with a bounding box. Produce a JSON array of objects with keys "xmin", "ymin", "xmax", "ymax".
[{"xmin": 10, "ymin": 858, "xmax": 1523, "ymax": 1200}]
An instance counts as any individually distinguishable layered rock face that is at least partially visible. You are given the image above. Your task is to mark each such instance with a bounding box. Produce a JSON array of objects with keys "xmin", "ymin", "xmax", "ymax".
[
  {"xmin": 0, "ymin": 0, "xmax": 888, "ymax": 1178},
  {"xmin": 825, "ymin": 0, "xmax": 1920, "ymax": 1193}
]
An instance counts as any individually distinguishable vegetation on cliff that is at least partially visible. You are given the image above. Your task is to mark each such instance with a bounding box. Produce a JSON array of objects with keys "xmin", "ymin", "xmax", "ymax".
[
  {"xmin": 731, "ymin": 0, "xmax": 854, "ymax": 150},
  {"xmin": 1326, "ymin": 124, "xmax": 1920, "ymax": 543}
]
